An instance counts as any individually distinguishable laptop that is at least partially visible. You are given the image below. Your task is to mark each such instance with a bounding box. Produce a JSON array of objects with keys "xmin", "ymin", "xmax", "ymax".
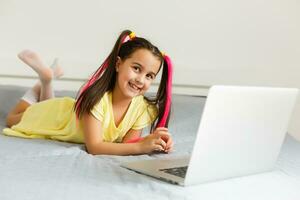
[{"xmin": 121, "ymin": 85, "xmax": 299, "ymax": 186}]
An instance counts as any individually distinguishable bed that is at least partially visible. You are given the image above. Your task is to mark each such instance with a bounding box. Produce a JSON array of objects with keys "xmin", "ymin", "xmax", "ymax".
[{"xmin": 0, "ymin": 84, "xmax": 300, "ymax": 200}]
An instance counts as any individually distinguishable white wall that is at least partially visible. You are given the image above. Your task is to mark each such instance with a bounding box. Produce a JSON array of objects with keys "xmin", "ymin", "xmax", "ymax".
[{"xmin": 1, "ymin": 0, "xmax": 300, "ymax": 141}]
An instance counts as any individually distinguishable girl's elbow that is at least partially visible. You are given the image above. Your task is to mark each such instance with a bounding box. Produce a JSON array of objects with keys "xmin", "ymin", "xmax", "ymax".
[
  {"xmin": 85, "ymin": 143, "xmax": 101, "ymax": 155},
  {"xmin": 86, "ymin": 148, "xmax": 98, "ymax": 155},
  {"xmin": 85, "ymin": 141, "xmax": 112, "ymax": 155}
]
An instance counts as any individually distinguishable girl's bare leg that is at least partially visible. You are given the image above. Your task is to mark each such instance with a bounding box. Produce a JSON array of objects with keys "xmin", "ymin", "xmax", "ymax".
[{"xmin": 6, "ymin": 100, "xmax": 30, "ymax": 127}]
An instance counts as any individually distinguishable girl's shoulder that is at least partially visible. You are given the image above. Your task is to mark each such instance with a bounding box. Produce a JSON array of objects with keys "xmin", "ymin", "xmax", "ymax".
[
  {"xmin": 135, "ymin": 95, "xmax": 158, "ymax": 114},
  {"xmin": 90, "ymin": 92, "xmax": 110, "ymax": 121},
  {"xmin": 134, "ymin": 95, "xmax": 150, "ymax": 107}
]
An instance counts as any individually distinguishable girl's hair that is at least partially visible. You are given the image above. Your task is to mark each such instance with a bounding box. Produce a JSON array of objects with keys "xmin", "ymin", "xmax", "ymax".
[{"xmin": 74, "ymin": 30, "xmax": 173, "ymax": 132}]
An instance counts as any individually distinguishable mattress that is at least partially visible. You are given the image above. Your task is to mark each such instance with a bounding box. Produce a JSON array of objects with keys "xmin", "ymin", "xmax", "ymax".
[{"xmin": 0, "ymin": 85, "xmax": 299, "ymax": 200}]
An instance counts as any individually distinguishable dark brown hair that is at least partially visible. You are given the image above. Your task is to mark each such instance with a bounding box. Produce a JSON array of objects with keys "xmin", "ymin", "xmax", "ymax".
[{"xmin": 74, "ymin": 30, "xmax": 171, "ymax": 131}]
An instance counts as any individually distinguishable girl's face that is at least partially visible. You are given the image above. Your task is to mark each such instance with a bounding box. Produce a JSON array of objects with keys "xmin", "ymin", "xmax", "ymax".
[{"xmin": 114, "ymin": 49, "xmax": 161, "ymax": 100}]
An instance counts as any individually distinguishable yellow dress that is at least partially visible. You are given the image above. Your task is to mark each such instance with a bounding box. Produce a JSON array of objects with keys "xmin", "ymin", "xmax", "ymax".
[{"xmin": 3, "ymin": 92, "xmax": 157, "ymax": 143}]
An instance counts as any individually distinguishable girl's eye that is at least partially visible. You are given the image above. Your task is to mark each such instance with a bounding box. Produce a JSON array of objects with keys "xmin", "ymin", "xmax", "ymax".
[
  {"xmin": 146, "ymin": 74, "xmax": 154, "ymax": 80},
  {"xmin": 133, "ymin": 66, "xmax": 140, "ymax": 72}
]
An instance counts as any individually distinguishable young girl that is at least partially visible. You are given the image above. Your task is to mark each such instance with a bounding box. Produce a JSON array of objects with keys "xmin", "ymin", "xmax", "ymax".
[{"xmin": 3, "ymin": 30, "xmax": 173, "ymax": 155}]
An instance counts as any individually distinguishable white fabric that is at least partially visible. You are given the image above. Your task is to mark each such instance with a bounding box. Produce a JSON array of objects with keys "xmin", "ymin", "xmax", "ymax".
[
  {"xmin": 21, "ymin": 88, "xmax": 39, "ymax": 105},
  {"xmin": 1, "ymin": 85, "xmax": 299, "ymax": 200},
  {"xmin": 0, "ymin": 133, "xmax": 299, "ymax": 200}
]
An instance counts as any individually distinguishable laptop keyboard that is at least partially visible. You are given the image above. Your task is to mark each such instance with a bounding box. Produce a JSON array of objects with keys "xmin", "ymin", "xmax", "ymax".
[{"xmin": 159, "ymin": 166, "xmax": 188, "ymax": 178}]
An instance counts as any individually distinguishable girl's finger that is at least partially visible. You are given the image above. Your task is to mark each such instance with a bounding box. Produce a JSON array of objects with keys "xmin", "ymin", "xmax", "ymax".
[
  {"xmin": 154, "ymin": 130, "xmax": 169, "ymax": 137},
  {"xmin": 166, "ymin": 138, "xmax": 173, "ymax": 147},
  {"xmin": 157, "ymin": 138, "xmax": 166, "ymax": 148},
  {"xmin": 154, "ymin": 144, "xmax": 164, "ymax": 152},
  {"xmin": 160, "ymin": 132, "xmax": 171, "ymax": 142},
  {"xmin": 154, "ymin": 131, "xmax": 169, "ymax": 138},
  {"xmin": 166, "ymin": 139, "xmax": 173, "ymax": 149},
  {"xmin": 156, "ymin": 127, "xmax": 168, "ymax": 130},
  {"xmin": 153, "ymin": 132, "xmax": 170, "ymax": 145},
  {"xmin": 154, "ymin": 127, "xmax": 168, "ymax": 132},
  {"xmin": 166, "ymin": 143, "xmax": 173, "ymax": 151}
]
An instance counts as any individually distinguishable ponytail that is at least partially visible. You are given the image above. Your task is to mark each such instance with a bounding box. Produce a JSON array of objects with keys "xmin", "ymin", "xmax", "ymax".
[{"xmin": 156, "ymin": 54, "xmax": 173, "ymax": 128}]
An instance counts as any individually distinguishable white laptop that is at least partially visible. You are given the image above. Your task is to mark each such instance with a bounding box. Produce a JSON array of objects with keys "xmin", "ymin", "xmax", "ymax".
[{"xmin": 121, "ymin": 85, "xmax": 299, "ymax": 186}]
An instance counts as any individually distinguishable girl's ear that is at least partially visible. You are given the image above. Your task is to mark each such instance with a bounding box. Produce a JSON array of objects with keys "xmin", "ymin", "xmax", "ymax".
[{"xmin": 116, "ymin": 56, "xmax": 122, "ymax": 72}]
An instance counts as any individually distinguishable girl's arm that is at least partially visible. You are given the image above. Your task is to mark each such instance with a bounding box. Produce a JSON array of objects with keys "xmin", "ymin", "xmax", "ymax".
[
  {"xmin": 122, "ymin": 129, "xmax": 142, "ymax": 143},
  {"xmin": 82, "ymin": 113, "xmax": 169, "ymax": 155}
]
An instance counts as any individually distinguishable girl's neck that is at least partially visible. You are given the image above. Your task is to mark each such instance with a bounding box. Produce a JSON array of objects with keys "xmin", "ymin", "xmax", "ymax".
[{"xmin": 111, "ymin": 89, "xmax": 133, "ymax": 107}]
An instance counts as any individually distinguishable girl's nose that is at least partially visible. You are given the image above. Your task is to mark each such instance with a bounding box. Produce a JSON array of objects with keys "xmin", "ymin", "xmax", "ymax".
[{"xmin": 135, "ymin": 76, "xmax": 144, "ymax": 85}]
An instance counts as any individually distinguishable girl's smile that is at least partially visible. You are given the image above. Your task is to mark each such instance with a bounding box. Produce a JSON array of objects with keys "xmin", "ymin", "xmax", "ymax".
[{"xmin": 128, "ymin": 81, "xmax": 141, "ymax": 93}]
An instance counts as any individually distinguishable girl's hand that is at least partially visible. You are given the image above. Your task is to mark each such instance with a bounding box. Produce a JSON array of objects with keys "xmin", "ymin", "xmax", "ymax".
[
  {"xmin": 153, "ymin": 127, "xmax": 173, "ymax": 153},
  {"xmin": 139, "ymin": 127, "xmax": 173, "ymax": 154}
]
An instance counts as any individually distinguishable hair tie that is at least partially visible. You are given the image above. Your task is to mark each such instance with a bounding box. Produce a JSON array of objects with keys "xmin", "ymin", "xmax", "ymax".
[
  {"xmin": 122, "ymin": 32, "xmax": 136, "ymax": 43},
  {"xmin": 129, "ymin": 32, "xmax": 136, "ymax": 39}
]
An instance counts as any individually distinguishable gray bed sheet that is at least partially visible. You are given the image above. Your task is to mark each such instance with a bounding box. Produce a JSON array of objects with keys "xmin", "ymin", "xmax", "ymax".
[{"xmin": 0, "ymin": 84, "xmax": 300, "ymax": 200}]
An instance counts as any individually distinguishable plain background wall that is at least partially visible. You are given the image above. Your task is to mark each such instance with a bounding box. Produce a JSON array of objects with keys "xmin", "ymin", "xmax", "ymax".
[{"xmin": 1, "ymin": 0, "xmax": 300, "ymax": 141}]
